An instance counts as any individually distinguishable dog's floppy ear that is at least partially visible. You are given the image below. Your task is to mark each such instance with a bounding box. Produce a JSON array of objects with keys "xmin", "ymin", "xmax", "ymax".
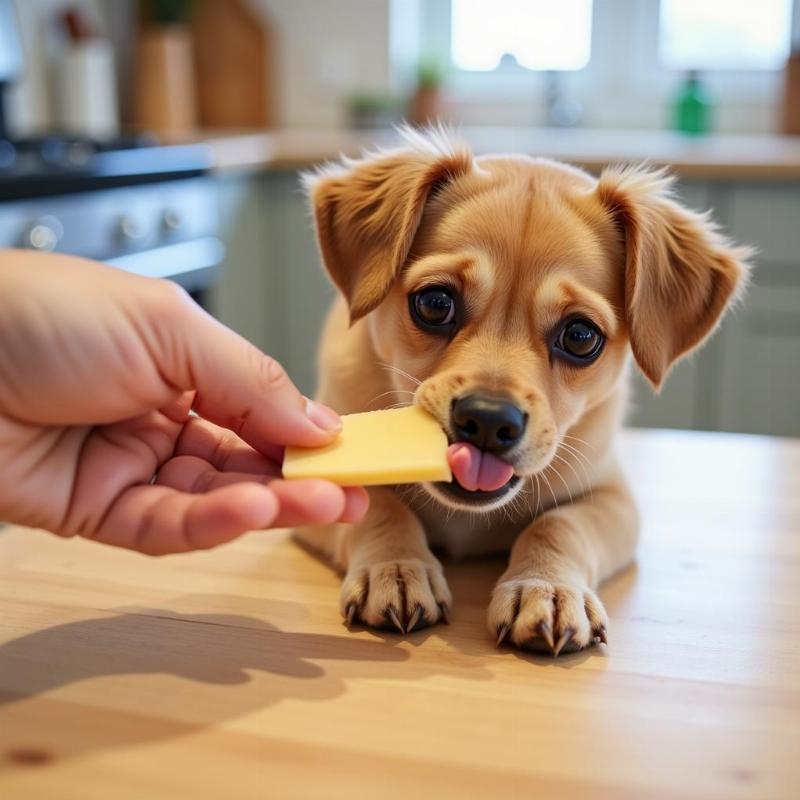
[
  {"xmin": 596, "ymin": 166, "xmax": 752, "ymax": 390},
  {"xmin": 304, "ymin": 136, "xmax": 473, "ymax": 322}
]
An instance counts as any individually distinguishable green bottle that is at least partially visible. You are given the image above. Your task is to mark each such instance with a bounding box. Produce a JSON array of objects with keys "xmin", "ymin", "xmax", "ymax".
[{"xmin": 673, "ymin": 70, "xmax": 712, "ymax": 136}]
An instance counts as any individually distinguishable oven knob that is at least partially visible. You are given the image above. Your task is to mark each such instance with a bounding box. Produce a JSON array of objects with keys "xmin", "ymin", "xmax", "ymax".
[
  {"xmin": 161, "ymin": 208, "xmax": 183, "ymax": 234},
  {"xmin": 117, "ymin": 215, "xmax": 145, "ymax": 243},
  {"xmin": 24, "ymin": 215, "xmax": 64, "ymax": 251}
]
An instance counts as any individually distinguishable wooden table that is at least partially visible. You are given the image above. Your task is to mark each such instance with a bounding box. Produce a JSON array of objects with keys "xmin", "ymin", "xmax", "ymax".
[{"xmin": 1, "ymin": 429, "xmax": 798, "ymax": 799}]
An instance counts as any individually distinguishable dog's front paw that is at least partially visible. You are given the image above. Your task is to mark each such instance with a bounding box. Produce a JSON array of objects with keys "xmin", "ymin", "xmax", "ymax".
[
  {"xmin": 488, "ymin": 577, "xmax": 608, "ymax": 655},
  {"xmin": 341, "ymin": 558, "xmax": 452, "ymax": 634}
]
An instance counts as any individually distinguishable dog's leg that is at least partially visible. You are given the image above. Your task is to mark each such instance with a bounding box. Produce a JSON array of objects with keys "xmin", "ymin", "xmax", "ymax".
[
  {"xmin": 296, "ymin": 487, "xmax": 452, "ymax": 634},
  {"xmin": 488, "ymin": 469, "xmax": 637, "ymax": 654}
]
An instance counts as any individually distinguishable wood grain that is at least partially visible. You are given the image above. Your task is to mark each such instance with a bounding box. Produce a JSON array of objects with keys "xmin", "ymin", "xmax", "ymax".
[{"xmin": 0, "ymin": 429, "xmax": 799, "ymax": 799}]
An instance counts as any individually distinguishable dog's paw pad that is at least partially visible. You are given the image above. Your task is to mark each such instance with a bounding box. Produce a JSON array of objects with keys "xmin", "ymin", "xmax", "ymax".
[
  {"xmin": 341, "ymin": 559, "xmax": 452, "ymax": 634},
  {"xmin": 488, "ymin": 577, "xmax": 608, "ymax": 655}
]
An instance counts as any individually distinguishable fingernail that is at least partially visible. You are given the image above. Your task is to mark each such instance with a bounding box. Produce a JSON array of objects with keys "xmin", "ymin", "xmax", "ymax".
[{"xmin": 305, "ymin": 398, "xmax": 342, "ymax": 432}]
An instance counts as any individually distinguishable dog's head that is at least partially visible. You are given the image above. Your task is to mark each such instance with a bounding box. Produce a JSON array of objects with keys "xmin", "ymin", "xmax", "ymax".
[{"xmin": 305, "ymin": 129, "xmax": 751, "ymax": 512}]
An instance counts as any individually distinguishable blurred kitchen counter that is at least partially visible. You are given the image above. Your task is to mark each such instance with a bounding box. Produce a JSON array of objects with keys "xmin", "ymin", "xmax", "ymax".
[{"xmin": 187, "ymin": 127, "xmax": 800, "ymax": 180}]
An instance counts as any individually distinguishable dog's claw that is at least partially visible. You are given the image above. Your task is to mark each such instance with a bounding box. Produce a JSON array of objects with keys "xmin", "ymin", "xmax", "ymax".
[
  {"xmin": 386, "ymin": 607, "xmax": 405, "ymax": 634},
  {"xmin": 345, "ymin": 602, "xmax": 358, "ymax": 628},
  {"xmin": 535, "ymin": 620, "xmax": 555, "ymax": 651},
  {"xmin": 406, "ymin": 605, "xmax": 424, "ymax": 633},
  {"xmin": 438, "ymin": 602, "xmax": 451, "ymax": 625},
  {"xmin": 496, "ymin": 623, "xmax": 511, "ymax": 647},
  {"xmin": 595, "ymin": 625, "xmax": 608, "ymax": 645},
  {"xmin": 553, "ymin": 626, "xmax": 576, "ymax": 657}
]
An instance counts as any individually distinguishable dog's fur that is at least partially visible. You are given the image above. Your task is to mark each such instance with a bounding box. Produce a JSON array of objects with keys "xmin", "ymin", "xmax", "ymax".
[{"xmin": 295, "ymin": 128, "xmax": 751, "ymax": 653}]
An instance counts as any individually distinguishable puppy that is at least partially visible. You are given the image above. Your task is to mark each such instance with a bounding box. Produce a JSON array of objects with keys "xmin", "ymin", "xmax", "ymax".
[{"xmin": 295, "ymin": 129, "xmax": 750, "ymax": 654}]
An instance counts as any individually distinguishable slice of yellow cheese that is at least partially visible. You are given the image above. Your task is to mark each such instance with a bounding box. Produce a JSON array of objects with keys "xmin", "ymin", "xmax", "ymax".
[{"xmin": 282, "ymin": 405, "xmax": 451, "ymax": 486}]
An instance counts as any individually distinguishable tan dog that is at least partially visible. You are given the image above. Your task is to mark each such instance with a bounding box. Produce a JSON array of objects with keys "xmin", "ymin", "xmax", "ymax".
[{"xmin": 295, "ymin": 129, "xmax": 750, "ymax": 654}]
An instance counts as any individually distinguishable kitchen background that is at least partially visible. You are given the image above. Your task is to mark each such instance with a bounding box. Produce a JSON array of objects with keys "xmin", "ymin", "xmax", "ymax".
[{"xmin": 1, "ymin": 0, "xmax": 799, "ymax": 436}]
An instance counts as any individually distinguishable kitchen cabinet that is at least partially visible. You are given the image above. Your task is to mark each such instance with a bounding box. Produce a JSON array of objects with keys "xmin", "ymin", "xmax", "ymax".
[
  {"xmin": 629, "ymin": 180, "xmax": 800, "ymax": 437},
  {"xmin": 212, "ymin": 172, "xmax": 800, "ymax": 437},
  {"xmin": 214, "ymin": 175, "xmax": 270, "ymax": 350},
  {"xmin": 213, "ymin": 171, "xmax": 334, "ymax": 395}
]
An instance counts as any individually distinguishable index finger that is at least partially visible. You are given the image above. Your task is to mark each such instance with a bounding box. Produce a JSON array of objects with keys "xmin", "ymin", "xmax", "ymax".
[{"xmin": 155, "ymin": 289, "xmax": 342, "ymax": 454}]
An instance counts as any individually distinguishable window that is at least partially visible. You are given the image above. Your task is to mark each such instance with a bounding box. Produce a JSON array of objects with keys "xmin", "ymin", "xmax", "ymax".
[
  {"xmin": 450, "ymin": 0, "xmax": 593, "ymax": 72},
  {"xmin": 400, "ymin": 0, "xmax": 795, "ymax": 132},
  {"xmin": 659, "ymin": 0, "xmax": 793, "ymax": 70}
]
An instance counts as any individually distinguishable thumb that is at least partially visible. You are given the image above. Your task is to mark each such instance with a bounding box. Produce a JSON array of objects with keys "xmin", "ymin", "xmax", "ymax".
[{"xmin": 162, "ymin": 290, "xmax": 341, "ymax": 454}]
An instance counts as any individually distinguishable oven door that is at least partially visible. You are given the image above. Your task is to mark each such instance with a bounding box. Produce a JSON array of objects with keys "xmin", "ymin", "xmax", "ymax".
[
  {"xmin": 106, "ymin": 236, "xmax": 224, "ymax": 294},
  {"xmin": 0, "ymin": 175, "xmax": 224, "ymax": 306}
]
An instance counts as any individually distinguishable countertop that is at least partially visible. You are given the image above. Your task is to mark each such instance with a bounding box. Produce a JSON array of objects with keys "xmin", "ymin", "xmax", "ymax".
[
  {"xmin": 1, "ymin": 428, "xmax": 799, "ymax": 799},
  {"xmin": 194, "ymin": 127, "xmax": 800, "ymax": 180}
]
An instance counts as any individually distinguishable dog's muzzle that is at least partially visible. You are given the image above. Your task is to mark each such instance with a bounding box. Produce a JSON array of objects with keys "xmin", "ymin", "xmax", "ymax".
[
  {"xmin": 451, "ymin": 393, "xmax": 527, "ymax": 454},
  {"xmin": 429, "ymin": 393, "xmax": 525, "ymax": 506}
]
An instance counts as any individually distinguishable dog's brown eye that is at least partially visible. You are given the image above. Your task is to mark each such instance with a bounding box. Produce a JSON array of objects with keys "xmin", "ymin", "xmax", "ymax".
[
  {"xmin": 410, "ymin": 287, "xmax": 457, "ymax": 333},
  {"xmin": 555, "ymin": 318, "xmax": 604, "ymax": 364}
]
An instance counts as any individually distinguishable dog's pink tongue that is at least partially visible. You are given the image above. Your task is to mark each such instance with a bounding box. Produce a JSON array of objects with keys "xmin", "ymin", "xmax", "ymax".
[{"xmin": 447, "ymin": 443, "xmax": 515, "ymax": 492}]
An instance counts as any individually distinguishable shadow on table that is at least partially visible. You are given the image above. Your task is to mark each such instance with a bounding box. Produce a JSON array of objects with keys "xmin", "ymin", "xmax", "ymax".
[
  {"xmin": 0, "ymin": 588, "xmax": 494, "ymax": 767},
  {"xmin": 0, "ymin": 553, "xmax": 635, "ymax": 768}
]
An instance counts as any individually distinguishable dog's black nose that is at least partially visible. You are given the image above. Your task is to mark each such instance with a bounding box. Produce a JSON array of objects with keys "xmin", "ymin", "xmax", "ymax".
[{"xmin": 451, "ymin": 394, "xmax": 526, "ymax": 453}]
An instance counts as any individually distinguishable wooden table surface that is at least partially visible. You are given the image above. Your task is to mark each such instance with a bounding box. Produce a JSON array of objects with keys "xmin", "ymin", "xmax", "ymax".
[{"xmin": 1, "ymin": 429, "xmax": 799, "ymax": 800}]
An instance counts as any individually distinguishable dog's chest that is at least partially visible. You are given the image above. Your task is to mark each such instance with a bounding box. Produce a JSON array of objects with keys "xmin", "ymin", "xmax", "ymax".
[{"xmin": 410, "ymin": 498, "xmax": 525, "ymax": 559}]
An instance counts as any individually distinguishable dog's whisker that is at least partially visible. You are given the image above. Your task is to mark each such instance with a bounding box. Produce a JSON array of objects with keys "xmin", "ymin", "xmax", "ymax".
[
  {"xmin": 406, "ymin": 483, "xmax": 434, "ymax": 512},
  {"xmin": 539, "ymin": 470, "xmax": 560, "ymax": 512},
  {"xmin": 509, "ymin": 492, "xmax": 526, "ymax": 521},
  {"xmin": 378, "ymin": 361, "xmax": 422, "ymax": 387},
  {"xmin": 552, "ymin": 452, "xmax": 586, "ymax": 500},
  {"xmin": 558, "ymin": 453, "xmax": 593, "ymax": 492},
  {"xmin": 559, "ymin": 458, "xmax": 592, "ymax": 497},
  {"xmin": 556, "ymin": 442, "xmax": 595, "ymax": 500},
  {"xmin": 558, "ymin": 438, "xmax": 592, "ymax": 464},
  {"xmin": 523, "ymin": 484, "xmax": 535, "ymax": 519},
  {"xmin": 562, "ymin": 433, "xmax": 596, "ymax": 452},
  {"xmin": 549, "ymin": 461, "xmax": 575, "ymax": 506},
  {"xmin": 512, "ymin": 488, "xmax": 527, "ymax": 520},
  {"xmin": 558, "ymin": 440, "xmax": 594, "ymax": 475},
  {"xmin": 558, "ymin": 440, "xmax": 594, "ymax": 478},
  {"xmin": 398, "ymin": 483, "xmax": 415, "ymax": 500},
  {"xmin": 419, "ymin": 485, "xmax": 437, "ymax": 511},
  {"xmin": 365, "ymin": 389, "xmax": 417, "ymax": 409}
]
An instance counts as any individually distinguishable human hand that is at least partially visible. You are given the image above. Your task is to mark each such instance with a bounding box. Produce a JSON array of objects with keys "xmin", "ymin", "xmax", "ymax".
[{"xmin": 0, "ymin": 251, "xmax": 367, "ymax": 554}]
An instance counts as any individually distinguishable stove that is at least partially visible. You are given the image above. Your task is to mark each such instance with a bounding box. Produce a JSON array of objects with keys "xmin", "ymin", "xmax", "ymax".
[
  {"xmin": 0, "ymin": 0, "xmax": 223, "ymax": 303},
  {"xmin": 0, "ymin": 133, "xmax": 213, "ymax": 200},
  {"xmin": 0, "ymin": 134, "xmax": 224, "ymax": 301}
]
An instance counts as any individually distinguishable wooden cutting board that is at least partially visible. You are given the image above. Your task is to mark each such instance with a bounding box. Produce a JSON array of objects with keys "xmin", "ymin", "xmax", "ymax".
[
  {"xmin": 783, "ymin": 53, "xmax": 800, "ymax": 135},
  {"xmin": 191, "ymin": 0, "xmax": 274, "ymax": 129}
]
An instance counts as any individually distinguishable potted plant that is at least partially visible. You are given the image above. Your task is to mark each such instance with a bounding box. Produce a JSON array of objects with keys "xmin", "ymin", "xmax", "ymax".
[
  {"xmin": 133, "ymin": 0, "xmax": 197, "ymax": 138},
  {"xmin": 408, "ymin": 57, "xmax": 447, "ymax": 127},
  {"xmin": 347, "ymin": 92, "xmax": 403, "ymax": 130}
]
